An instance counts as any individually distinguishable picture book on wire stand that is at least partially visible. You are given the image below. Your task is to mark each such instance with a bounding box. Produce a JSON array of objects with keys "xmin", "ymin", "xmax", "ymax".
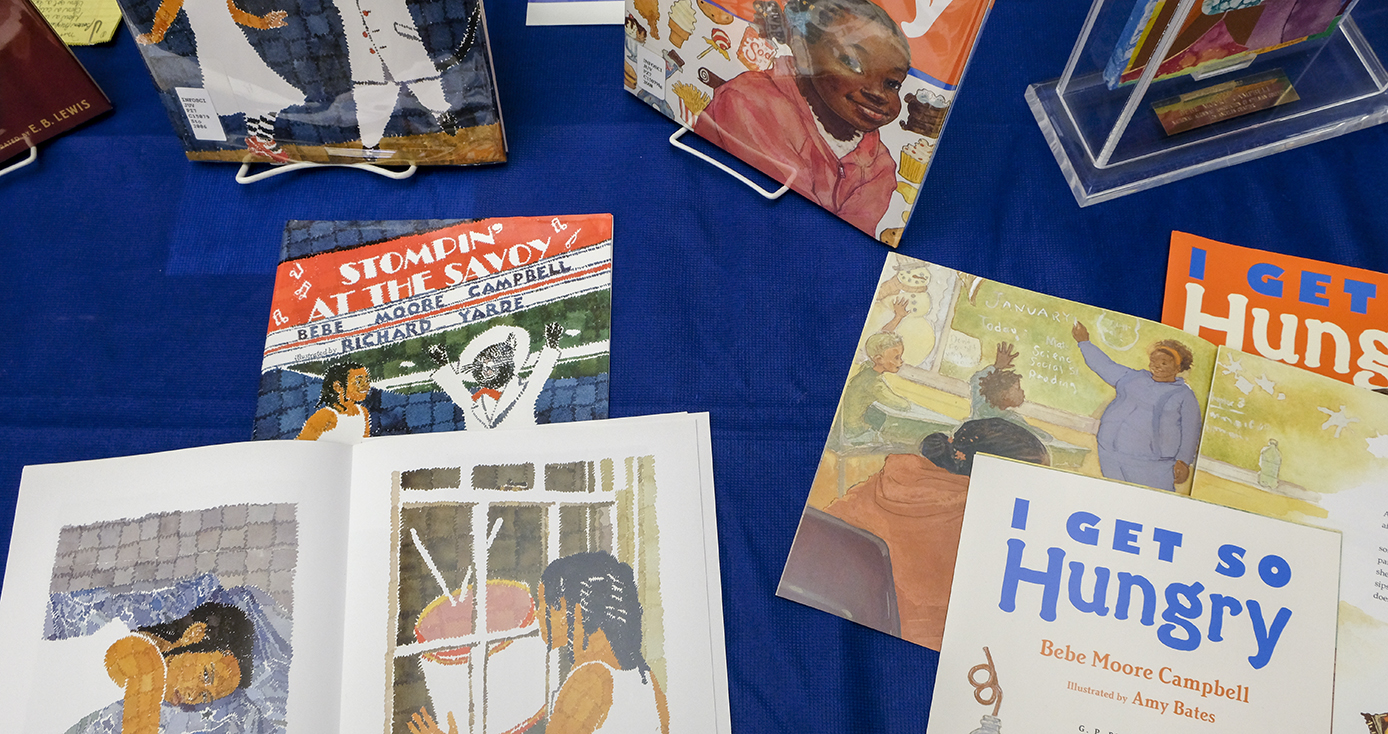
[
  {"xmin": 113, "ymin": 0, "xmax": 505, "ymax": 165},
  {"xmin": 623, "ymin": 0, "xmax": 992, "ymax": 245},
  {"xmin": 0, "ymin": 0, "xmax": 111, "ymax": 165}
]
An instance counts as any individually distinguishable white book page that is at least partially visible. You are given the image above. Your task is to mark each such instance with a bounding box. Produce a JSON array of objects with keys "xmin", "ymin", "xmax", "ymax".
[
  {"xmin": 0, "ymin": 440, "xmax": 354, "ymax": 734},
  {"xmin": 338, "ymin": 414, "xmax": 728, "ymax": 734}
]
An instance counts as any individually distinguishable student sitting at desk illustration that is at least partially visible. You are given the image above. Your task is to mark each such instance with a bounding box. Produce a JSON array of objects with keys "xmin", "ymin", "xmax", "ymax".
[
  {"xmin": 814, "ymin": 418, "xmax": 1049, "ymax": 650},
  {"xmin": 839, "ymin": 330, "xmax": 912, "ymax": 445},
  {"xmin": 788, "ymin": 416, "xmax": 1043, "ymax": 649},
  {"xmin": 969, "ymin": 342, "xmax": 1053, "ymax": 442}
]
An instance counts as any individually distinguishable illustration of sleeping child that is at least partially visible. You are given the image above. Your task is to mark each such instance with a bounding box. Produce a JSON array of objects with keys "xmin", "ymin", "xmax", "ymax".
[
  {"xmin": 693, "ymin": 0, "xmax": 910, "ymax": 236},
  {"xmin": 135, "ymin": 0, "xmax": 305, "ymax": 162},
  {"xmin": 71, "ymin": 602, "xmax": 266, "ymax": 734}
]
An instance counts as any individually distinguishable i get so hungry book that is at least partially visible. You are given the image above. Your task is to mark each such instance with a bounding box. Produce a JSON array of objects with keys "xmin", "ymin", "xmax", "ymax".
[{"xmin": 926, "ymin": 456, "xmax": 1339, "ymax": 734}]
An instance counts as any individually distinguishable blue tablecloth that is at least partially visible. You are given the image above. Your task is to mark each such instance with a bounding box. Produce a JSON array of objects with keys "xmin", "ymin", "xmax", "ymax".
[{"xmin": 4, "ymin": 1, "xmax": 1387, "ymax": 731}]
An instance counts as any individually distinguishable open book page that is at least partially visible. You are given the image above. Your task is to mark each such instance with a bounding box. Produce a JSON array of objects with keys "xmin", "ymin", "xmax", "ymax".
[
  {"xmin": 1191, "ymin": 346, "xmax": 1388, "ymax": 731},
  {"xmin": 338, "ymin": 413, "xmax": 729, "ymax": 734},
  {"xmin": 0, "ymin": 440, "xmax": 355, "ymax": 734},
  {"xmin": 927, "ymin": 455, "xmax": 1340, "ymax": 733},
  {"xmin": 779, "ymin": 252, "xmax": 1219, "ymax": 651}
]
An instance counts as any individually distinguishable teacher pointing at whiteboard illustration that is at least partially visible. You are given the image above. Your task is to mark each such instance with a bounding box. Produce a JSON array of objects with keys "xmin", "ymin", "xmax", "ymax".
[{"xmin": 1073, "ymin": 321, "xmax": 1201, "ymax": 493}]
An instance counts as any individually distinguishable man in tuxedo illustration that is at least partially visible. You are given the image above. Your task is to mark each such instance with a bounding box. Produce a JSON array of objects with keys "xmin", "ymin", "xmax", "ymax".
[{"xmin": 428, "ymin": 323, "xmax": 564, "ymax": 430}]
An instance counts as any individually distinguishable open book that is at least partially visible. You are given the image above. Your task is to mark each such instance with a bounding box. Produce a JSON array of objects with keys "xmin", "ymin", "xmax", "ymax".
[
  {"xmin": 0, "ymin": 413, "xmax": 729, "ymax": 734},
  {"xmin": 1191, "ymin": 347, "xmax": 1388, "ymax": 733}
]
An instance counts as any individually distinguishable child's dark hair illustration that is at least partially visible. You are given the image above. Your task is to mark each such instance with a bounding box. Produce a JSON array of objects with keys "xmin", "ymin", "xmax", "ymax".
[
  {"xmin": 541, "ymin": 551, "xmax": 651, "ymax": 681},
  {"xmin": 138, "ymin": 601, "xmax": 255, "ymax": 689},
  {"xmin": 978, "ymin": 369, "xmax": 1023, "ymax": 408},
  {"xmin": 1149, "ymin": 339, "xmax": 1194, "ymax": 372},
  {"xmin": 317, "ymin": 361, "xmax": 367, "ymax": 409},
  {"xmin": 920, "ymin": 417, "xmax": 1049, "ymax": 475}
]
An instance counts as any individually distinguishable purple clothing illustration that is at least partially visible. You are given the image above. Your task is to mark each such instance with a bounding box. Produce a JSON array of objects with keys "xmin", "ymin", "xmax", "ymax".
[{"xmin": 1079, "ymin": 341, "xmax": 1201, "ymax": 492}]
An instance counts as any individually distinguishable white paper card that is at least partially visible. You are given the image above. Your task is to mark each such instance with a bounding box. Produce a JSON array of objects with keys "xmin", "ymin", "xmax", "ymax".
[{"xmin": 175, "ymin": 87, "xmax": 228, "ymax": 142}]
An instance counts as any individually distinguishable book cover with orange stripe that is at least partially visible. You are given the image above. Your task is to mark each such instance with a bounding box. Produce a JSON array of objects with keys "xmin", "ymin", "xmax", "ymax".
[
  {"xmin": 1162, "ymin": 230, "xmax": 1388, "ymax": 391},
  {"xmin": 255, "ymin": 215, "xmax": 613, "ymax": 441}
]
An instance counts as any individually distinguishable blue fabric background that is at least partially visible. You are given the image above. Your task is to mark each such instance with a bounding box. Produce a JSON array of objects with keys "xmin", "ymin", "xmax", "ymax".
[{"xmin": 4, "ymin": 1, "xmax": 1388, "ymax": 730}]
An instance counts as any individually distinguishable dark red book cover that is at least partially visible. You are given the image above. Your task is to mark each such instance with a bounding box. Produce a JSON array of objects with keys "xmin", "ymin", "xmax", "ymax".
[{"xmin": 0, "ymin": 0, "xmax": 111, "ymax": 163}]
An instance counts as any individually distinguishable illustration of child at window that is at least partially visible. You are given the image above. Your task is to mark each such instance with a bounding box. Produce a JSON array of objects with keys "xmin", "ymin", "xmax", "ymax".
[
  {"xmin": 1072, "ymin": 321, "xmax": 1201, "ymax": 493},
  {"xmin": 693, "ymin": 0, "xmax": 910, "ymax": 236},
  {"xmin": 540, "ymin": 552, "xmax": 669, "ymax": 734}
]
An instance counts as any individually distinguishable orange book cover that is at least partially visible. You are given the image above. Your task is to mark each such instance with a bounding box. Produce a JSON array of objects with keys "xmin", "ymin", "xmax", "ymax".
[{"xmin": 1161, "ymin": 231, "xmax": 1388, "ymax": 390}]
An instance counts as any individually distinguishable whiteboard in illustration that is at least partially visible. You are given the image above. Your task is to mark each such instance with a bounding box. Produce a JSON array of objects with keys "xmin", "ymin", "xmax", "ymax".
[
  {"xmin": 37, "ymin": 504, "xmax": 297, "ymax": 734},
  {"xmin": 388, "ymin": 456, "xmax": 670, "ymax": 734}
]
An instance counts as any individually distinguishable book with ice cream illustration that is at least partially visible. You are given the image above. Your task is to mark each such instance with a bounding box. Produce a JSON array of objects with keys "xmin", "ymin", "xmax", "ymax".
[{"xmin": 623, "ymin": 0, "xmax": 995, "ymax": 245}]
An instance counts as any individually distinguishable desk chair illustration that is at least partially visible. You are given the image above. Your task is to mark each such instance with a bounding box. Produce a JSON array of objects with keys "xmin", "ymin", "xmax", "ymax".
[{"xmin": 778, "ymin": 507, "xmax": 900, "ymax": 637}]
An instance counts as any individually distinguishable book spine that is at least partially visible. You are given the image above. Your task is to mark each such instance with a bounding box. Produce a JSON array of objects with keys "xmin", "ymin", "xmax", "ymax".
[{"xmin": 1104, "ymin": 0, "xmax": 1163, "ymax": 89}]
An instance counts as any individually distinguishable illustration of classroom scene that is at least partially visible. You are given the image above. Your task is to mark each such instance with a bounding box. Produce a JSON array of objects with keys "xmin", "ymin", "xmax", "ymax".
[
  {"xmin": 389, "ymin": 455, "xmax": 670, "ymax": 734},
  {"xmin": 780, "ymin": 254, "xmax": 1218, "ymax": 650},
  {"xmin": 810, "ymin": 253, "xmax": 1219, "ymax": 506},
  {"xmin": 39, "ymin": 504, "xmax": 298, "ymax": 734}
]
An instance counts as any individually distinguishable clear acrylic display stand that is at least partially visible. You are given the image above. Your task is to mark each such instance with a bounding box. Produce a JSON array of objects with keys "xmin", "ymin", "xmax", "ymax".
[{"xmin": 1027, "ymin": 0, "xmax": 1388, "ymax": 206}]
